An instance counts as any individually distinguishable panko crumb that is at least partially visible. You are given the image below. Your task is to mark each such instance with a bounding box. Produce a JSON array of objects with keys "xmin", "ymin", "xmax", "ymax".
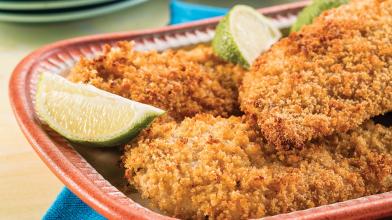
[
  {"xmin": 68, "ymin": 41, "xmax": 245, "ymax": 120},
  {"xmin": 240, "ymin": 0, "xmax": 392, "ymax": 149},
  {"xmin": 123, "ymin": 114, "xmax": 392, "ymax": 219}
]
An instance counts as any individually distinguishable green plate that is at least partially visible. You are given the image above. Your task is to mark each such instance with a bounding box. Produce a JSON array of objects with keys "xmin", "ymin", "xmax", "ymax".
[
  {"xmin": 0, "ymin": 0, "xmax": 113, "ymax": 11},
  {"xmin": 0, "ymin": 0, "xmax": 147, "ymax": 23}
]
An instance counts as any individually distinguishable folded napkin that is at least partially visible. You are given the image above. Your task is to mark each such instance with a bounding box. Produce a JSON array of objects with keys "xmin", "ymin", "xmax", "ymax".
[
  {"xmin": 43, "ymin": 188, "xmax": 106, "ymax": 220},
  {"xmin": 43, "ymin": 1, "xmax": 227, "ymax": 219},
  {"xmin": 169, "ymin": 0, "xmax": 227, "ymax": 24}
]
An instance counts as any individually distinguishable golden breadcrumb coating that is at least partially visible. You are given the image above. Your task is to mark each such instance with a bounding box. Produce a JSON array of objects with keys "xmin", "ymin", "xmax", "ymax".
[
  {"xmin": 123, "ymin": 114, "xmax": 392, "ymax": 219},
  {"xmin": 68, "ymin": 42, "xmax": 245, "ymax": 120},
  {"xmin": 240, "ymin": 0, "xmax": 392, "ymax": 149}
]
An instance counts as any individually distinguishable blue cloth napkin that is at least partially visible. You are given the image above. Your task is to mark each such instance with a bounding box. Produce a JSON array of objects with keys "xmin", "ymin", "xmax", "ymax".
[
  {"xmin": 43, "ymin": 188, "xmax": 106, "ymax": 220},
  {"xmin": 169, "ymin": 0, "xmax": 227, "ymax": 24},
  {"xmin": 43, "ymin": 1, "xmax": 227, "ymax": 220}
]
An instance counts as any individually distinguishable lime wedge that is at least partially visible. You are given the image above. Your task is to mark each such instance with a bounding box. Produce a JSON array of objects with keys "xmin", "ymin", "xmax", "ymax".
[
  {"xmin": 212, "ymin": 5, "xmax": 281, "ymax": 68},
  {"xmin": 291, "ymin": 0, "xmax": 349, "ymax": 33},
  {"xmin": 35, "ymin": 73, "xmax": 165, "ymax": 147}
]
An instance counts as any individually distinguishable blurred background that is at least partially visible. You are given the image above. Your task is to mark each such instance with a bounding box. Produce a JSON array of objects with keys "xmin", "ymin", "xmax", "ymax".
[{"xmin": 0, "ymin": 0, "xmax": 297, "ymax": 219}]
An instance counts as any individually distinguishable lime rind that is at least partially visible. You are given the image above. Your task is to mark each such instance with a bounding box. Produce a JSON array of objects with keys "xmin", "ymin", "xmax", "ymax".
[{"xmin": 35, "ymin": 73, "xmax": 165, "ymax": 147}]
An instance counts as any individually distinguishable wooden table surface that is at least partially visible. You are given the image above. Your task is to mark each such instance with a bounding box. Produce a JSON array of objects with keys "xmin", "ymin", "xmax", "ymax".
[{"xmin": 0, "ymin": 1, "xmax": 295, "ymax": 219}]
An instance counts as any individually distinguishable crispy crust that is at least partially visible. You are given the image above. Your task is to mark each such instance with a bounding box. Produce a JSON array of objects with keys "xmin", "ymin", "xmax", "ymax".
[
  {"xmin": 123, "ymin": 114, "xmax": 392, "ymax": 219},
  {"xmin": 68, "ymin": 42, "xmax": 245, "ymax": 120},
  {"xmin": 240, "ymin": 0, "xmax": 392, "ymax": 149}
]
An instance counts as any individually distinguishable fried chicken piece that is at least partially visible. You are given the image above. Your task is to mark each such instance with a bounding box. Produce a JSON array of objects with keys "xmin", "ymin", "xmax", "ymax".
[
  {"xmin": 123, "ymin": 114, "xmax": 392, "ymax": 219},
  {"xmin": 69, "ymin": 42, "xmax": 245, "ymax": 120},
  {"xmin": 240, "ymin": 0, "xmax": 392, "ymax": 149}
]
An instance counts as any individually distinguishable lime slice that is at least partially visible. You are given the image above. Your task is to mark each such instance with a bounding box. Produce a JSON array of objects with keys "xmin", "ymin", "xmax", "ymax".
[
  {"xmin": 35, "ymin": 73, "xmax": 165, "ymax": 147},
  {"xmin": 212, "ymin": 5, "xmax": 281, "ymax": 68}
]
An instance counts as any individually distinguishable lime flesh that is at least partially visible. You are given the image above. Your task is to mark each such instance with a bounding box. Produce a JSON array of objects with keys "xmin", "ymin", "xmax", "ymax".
[{"xmin": 35, "ymin": 73, "xmax": 165, "ymax": 147}]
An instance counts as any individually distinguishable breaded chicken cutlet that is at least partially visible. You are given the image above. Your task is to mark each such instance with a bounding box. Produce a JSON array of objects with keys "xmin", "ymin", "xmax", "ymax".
[
  {"xmin": 123, "ymin": 114, "xmax": 392, "ymax": 219},
  {"xmin": 68, "ymin": 42, "xmax": 245, "ymax": 120},
  {"xmin": 240, "ymin": 0, "xmax": 392, "ymax": 149}
]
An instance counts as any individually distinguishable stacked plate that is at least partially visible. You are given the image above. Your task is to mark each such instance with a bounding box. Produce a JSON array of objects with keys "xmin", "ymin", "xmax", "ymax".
[{"xmin": 0, "ymin": 0, "xmax": 147, "ymax": 23}]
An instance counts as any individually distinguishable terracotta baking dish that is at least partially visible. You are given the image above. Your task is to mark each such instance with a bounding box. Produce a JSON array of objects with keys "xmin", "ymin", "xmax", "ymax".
[{"xmin": 9, "ymin": 1, "xmax": 392, "ymax": 219}]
